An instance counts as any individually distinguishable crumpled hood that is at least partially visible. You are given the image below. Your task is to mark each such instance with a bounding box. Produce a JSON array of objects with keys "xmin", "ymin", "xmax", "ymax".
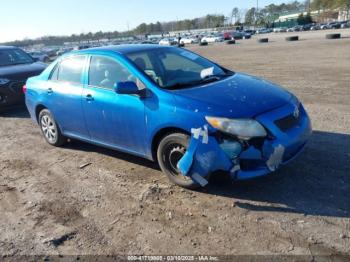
[
  {"xmin": 0, "ymin": 62, "xmax": 47, "ymax": 81},
  {"xmin": 172, "ymin": 73, "xmax": 292, "ymax": 118}
]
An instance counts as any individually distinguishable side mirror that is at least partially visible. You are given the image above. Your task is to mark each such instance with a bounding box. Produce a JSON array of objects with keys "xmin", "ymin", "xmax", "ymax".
[{"xmin": 115, "ymin": 81, "xmax": 140, "ymax": 95}]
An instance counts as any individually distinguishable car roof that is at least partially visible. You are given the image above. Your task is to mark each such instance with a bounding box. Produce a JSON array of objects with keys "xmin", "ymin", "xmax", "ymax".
[
  {"xmin": 81, "ymin": 44, "xmax": 171, "ymax": 55},
  {"xmin": 0, "ymin": 45, "xmax": 18, "ymax": 50}
]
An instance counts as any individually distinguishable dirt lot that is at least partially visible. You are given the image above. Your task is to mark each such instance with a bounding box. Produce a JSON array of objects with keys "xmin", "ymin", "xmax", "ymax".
[{"xmin": 0, "ymin": 29, "xmax": 350, "ymax": 258}]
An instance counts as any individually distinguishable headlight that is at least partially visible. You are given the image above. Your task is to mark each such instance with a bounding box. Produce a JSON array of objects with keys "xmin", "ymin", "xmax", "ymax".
[
  {"xmin": 0, "ymin": 78, "xmax": 10, "ymax": 86},
  {"xmin": 205, "ymin": 116, "xmax": 267, "ymax": 140}
]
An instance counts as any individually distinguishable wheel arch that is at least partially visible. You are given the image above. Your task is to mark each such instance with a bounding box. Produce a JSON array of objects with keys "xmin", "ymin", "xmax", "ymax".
[
  {"xmin": 151, "ymin": 127, "xmax": 190, "ymax": 162},
  {"xmin": 35, "ymin": 104, "xmax": 47, "ymax": 123}
]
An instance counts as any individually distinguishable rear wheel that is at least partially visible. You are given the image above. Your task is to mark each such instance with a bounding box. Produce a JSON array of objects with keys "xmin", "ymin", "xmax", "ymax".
[
  {"xmin": 157, "ymin": 133, "xmax": 200, "ymax": 189},
  {"xmin": 39, "ymin": 109, "xmax": 66, "ymax": 146}
]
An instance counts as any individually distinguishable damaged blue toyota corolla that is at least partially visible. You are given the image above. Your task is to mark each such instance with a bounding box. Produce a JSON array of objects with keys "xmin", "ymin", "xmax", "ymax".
[{"xmin": 25, "ymin": 45, "xmax": 312, "ymax": 188}]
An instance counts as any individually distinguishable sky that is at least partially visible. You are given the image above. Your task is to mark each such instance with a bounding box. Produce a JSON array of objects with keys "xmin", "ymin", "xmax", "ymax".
[{"xmin": 1, "ymin": 0, "xmax": 286, "ymax": 43}]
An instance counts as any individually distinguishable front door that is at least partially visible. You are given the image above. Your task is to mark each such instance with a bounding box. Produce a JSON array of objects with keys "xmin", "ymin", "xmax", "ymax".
[{"xmin": 82, "ymin": 55, "xmax": 147, "ymax": 155}]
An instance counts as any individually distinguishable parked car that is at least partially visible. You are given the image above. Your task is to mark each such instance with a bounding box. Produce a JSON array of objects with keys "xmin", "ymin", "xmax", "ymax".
[
  {"xmin": 180, "ymin": 37, "xmax": 199, "ymax": 44},
  {"xmin": 201, "ymin": 35, "xmax": 224, "ymax": 43},
  {"xmin": 159, "ymin": 38, "xmax": 177, "ymax": 46},
  {"xmin": 311, "ymin": 24, "xmax": 321, "ymax": 30},
  {"xmin": 25, "ymin": 45, "xmax": 312, "ymax": 188},
  {"xmin": 256, "ymin": 28, "xmax": 271, "ymax": 34},
  {"xmin": 56, "ymin": 47, "xmax": 73, "ymax": 56},
  {"xmin": 274, "ymin": 27, "xmax": 287, "ymax": 33},
  {"xmin": 341, "ymin": 21, "xmax": 350, "ymax": 28},
  {"xmin": 302, "ymin": 24, "xmax": 313, "ymax": 31},
  {"xmin": 231, "ymin": 31, "xmax": 251, "ymax": 40},
  {"xmin": 223, "ymin": 32, "xmax": 233, "ymax": 40},
  {"xmin": 0, "ymin": 46, "xmax": 46, "ymax": 112},
  {"xmin": 320, "ymin": 23, "xmax": 329, "ymax": 30},
  {"xmin": 29, "ymin": 51, "xmax": 50, "ymax": 63},
  {"xmin": 291, "ymin": 25, "xmax": 302, "ymax": 32},
  {"xmin": 244, "ymin": 29, "xmax": 256, "ymax": 35},
  {"xmin": 328, "ymin": 22, "xmax": 341, "ymax": 29}
]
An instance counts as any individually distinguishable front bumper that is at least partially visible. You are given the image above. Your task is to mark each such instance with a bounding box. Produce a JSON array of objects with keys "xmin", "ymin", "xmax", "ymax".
[{"xmin": 177, "ymin": 102, "xmax": 312, "ymax": 186}]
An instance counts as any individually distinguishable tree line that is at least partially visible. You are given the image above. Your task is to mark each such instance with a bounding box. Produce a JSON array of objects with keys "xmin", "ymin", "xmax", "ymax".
[{"xmin": 3, "ymin": 0, "xmax": 349, "ymax": 47}]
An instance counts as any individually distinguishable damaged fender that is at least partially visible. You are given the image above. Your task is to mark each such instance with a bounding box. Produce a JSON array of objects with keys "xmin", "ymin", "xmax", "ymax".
[{"xmin": 177, "ymin": 126, "xmax": 233, "ymax": 186}]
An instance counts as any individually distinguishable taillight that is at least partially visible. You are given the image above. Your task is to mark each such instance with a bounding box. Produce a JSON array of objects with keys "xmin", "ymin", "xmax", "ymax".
[{"xmin": 22, "ymin": 85, "xmax": 27, "ymax": 93}]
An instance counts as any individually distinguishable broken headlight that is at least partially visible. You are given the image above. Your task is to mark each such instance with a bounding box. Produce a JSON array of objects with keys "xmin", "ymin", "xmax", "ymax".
[{"xmin": 205, "ymin": 117, "xmax": 267, "ymax": 140}]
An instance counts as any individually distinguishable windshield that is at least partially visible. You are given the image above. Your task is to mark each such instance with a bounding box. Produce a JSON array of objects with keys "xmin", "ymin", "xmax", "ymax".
[
  {"xmin": 126, "ymin": 47, "xmax": 233, "ymax": 90},
  {"xmin": 0, "ymin": 48, "xmax": 34, "ymax": 66}
]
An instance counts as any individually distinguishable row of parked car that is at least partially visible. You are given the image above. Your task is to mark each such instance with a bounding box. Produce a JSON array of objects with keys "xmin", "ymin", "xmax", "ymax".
[
  {"xmin": 256, "ymin": 20, "xmax": 350, "ymax": 34},
  {"xmin": 159, "ymin": 30, "xmax": 254, "ymax": 46},
  {"xmin": 274, "ymin": 21, "xmax": 350, "ymax": 33}
]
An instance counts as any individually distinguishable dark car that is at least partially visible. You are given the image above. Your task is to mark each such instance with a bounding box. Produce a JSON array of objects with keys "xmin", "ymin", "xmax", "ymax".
[
  {"xmin": 0, "ymin": 46, "xmax": 47, "ymax": 112},
  {"xmin": 328, "ymin": 22, "xmax": 341, "ymax": 29},
  {"xmin": 302, "ymin": 24, "xmax": 313, "ymax": 31}
]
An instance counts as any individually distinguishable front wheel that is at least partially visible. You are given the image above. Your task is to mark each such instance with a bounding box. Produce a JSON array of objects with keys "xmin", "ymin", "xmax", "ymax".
[
  {"xmin": 39, "ymin": 109, "xmax": 66, "ymax": 146},
  {"xmin": 157, "ymin": 133, "xmax": 200, "ymax": 189}
]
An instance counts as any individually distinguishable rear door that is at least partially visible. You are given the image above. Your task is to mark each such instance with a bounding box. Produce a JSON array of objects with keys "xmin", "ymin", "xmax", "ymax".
[{"xmin": 45, "ymin": 55, "xmax": 89, "ymax": 138}]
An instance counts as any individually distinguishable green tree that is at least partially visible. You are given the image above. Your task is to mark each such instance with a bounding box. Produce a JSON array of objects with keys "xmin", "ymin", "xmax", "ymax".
[
  {"xmin": 230, "ymin": 7, "xmax": 239, "ymax": 25},
  {"xmin": 245, "ymin": 8, "xmax": 256, "ymax": 25}
]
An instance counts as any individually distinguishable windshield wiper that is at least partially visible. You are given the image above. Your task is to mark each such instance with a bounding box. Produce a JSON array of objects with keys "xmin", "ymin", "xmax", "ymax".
[
  {"xmin": 165, "ymin": 74, "xmax": 229, "ymax": 90},
  {"xmin": 165, "ymin": 80, "xmax": 202, "ymax": 90}
]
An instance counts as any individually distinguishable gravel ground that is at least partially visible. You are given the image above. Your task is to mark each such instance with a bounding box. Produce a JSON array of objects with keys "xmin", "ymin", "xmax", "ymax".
[{"xmin": 0, "ymin": 29, "xmax": 349, "ymax": 258}]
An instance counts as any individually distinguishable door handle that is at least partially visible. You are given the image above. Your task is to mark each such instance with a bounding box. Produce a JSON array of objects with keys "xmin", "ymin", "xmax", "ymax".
[
  {"xmin": 86, "ymin": 94, "xmax": 94, "ymax": 101},
  {"xmin": 47, "ymin": 88, "xmax": 53, "ymax": 94}
]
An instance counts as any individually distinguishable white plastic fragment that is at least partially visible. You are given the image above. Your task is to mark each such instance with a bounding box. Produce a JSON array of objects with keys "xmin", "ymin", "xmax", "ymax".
[
  {"xmin": 191, "ymin": 173, "xmax": 208, "ymax": 187},
  {"xmin": 191, "ymin": 125, "xmax": 208, "ymax": 144},
  {"xmin": 266, "ymin": 144, "xmax": 285, "ymax": 171},
  {"xmin": 230, "ymin": 164, "xmax": 241, "ymax": 174}
]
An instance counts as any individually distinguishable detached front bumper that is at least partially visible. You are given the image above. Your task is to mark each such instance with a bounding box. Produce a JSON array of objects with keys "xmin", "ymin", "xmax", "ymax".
[{"xmin": 177, "ymin": 102, "xmax": 312, "ymax": 186}]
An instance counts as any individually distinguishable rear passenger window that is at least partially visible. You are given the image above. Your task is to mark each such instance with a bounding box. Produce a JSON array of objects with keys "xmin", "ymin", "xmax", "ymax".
[
  {"xmin": 50, "ymin": 65, "xmax": 59, "ymax": 80},
  {"xmin": 88, "ymin": 56, "xmax": 134, "ymax": 90},
  {"xmin": 56, "ymin": 56, "xmax": 85, "ymax": 84}
]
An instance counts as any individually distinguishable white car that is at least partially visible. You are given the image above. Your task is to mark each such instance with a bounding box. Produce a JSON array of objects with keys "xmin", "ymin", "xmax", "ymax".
[
  {"xmin": 180, "ymin": 37, "xmax": 199, "ymax": 44},
  {"xmin": 28, "ymin": 51, "xmax": 50, "ymax": 63},
  {"xmin": 159, "ymin": 38, "xmax": 178, "ymax": 46},
  {"xmin": 201, "ymin": 35, "xmax": 223, "ymax": 43}
]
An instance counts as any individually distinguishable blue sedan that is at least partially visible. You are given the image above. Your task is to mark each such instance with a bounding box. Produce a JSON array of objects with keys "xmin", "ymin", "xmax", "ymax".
[{"xmin": 24, "ymin": 45, "xmax": 312, "ymax": 188}]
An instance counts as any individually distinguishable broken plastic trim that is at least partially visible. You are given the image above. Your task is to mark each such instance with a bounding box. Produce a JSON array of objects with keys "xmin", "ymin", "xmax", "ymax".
[{"xmin": 177, "ymin": 125, "xmax": 288, "ymax": 187}]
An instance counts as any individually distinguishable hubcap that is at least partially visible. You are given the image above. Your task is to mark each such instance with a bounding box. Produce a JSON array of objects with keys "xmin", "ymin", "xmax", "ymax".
[
  {"xmin": 169, "ymin": 146, "xmax": 186, "ymax": 172},
  {"xmin": 41, "ymin": 115, "xmax": 56, "ymax": 143},
  {"xmin": 164, "ymin": 144, "xmax": 190, "ymax": 181}
]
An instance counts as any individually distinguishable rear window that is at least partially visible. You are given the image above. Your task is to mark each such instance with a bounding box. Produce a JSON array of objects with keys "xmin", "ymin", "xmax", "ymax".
[
  {"xmin": 52, "ymin": 56, "xmax": 86, "ymax": 84},
  {"xmin": 0, "ymin": 48, "xmax": 34, "ymax": 66}
]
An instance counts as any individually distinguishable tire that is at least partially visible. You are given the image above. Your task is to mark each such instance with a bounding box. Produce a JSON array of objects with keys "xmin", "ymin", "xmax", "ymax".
[
  {"xmin": 38, "ymin": 109, "xmax": 66, "ymax": 146},
  {"xmin": 157, "ymin": 133, "xmax": 200, "ymax": 189},
  {"xmin": 226, "ymin": 39, "xmax": 236, "ymax": 45},
  {"xmin": 199, "ymin": 41, "xmax": 208, "ymax": 46},
  {"xmin": 44, "ymin": 57, "xmax": 50, "ymax": 63},
  {"xmin": 286, "ymin": 36, "xmax": 299, "ymax": 41},
  {"xmin": 258, "ymin": 38, "xmax": 268, "ymax": 43},
  {"xmin": 178, "ymin": 43, "xmax": 185, "ymax": 47},
  {"xmin": 326, "ymin": 33, "xmax": 341, "ymax": 39}
]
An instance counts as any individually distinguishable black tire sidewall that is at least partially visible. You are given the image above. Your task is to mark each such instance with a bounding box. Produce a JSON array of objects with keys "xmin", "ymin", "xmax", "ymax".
[
  {"xmin": 157, "ymin": 133, "xmax": 199, "ymax": 189},
  {"xmin": 38, "ymin": 109, "xmax": 65, "ymax": 146}
]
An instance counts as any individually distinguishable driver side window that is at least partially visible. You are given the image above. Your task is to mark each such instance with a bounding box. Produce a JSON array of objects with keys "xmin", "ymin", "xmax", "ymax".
[{"xmin": 88, "ymin": 55, "xmax": 143, "ymax": 90}]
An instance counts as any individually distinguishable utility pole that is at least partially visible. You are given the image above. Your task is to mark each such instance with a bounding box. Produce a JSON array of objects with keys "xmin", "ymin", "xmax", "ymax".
[
  {"xmin": 255, "ymin": 0, "xmax": 259, "ymax": 29},
  {"xmin": 308, "ymin": 0, "xmax": 311, "ymax": 13}
]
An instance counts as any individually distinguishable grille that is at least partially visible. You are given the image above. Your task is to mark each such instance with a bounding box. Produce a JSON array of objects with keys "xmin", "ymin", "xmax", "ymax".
[{"xmin": 275, "ymin": 112, "xmax": 301, "ymax": 132}]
